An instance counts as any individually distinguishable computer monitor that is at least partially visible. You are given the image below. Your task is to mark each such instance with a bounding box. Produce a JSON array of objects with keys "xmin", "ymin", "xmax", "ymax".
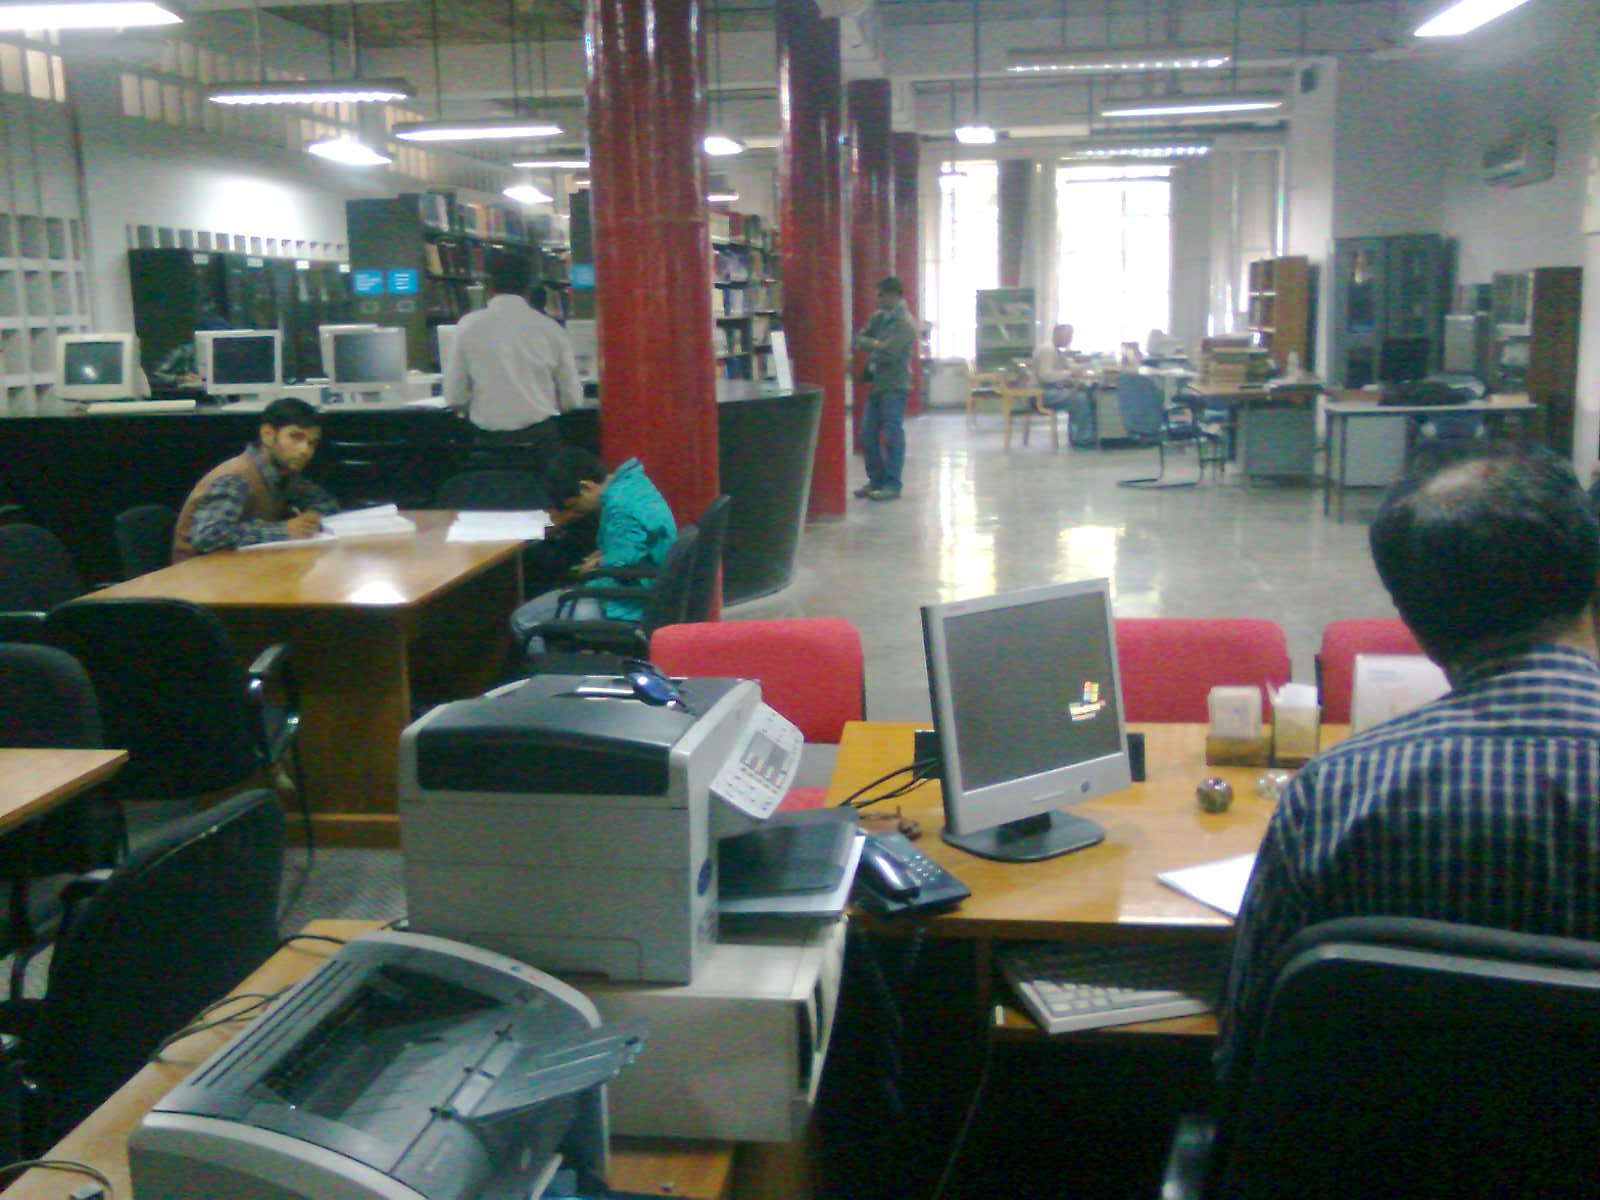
[
  {"xmin": 317, "ymin": 323, "xmax": 379, "ymax": 378},
  {"xmin": 55, "ymin": 333, "xmax": 143, "ymax": 402},
  {"xmin": 203, "ymin": 330, "xmax": 281, "ymax": 398},
  {"xmin": 435, "ymin": 323, "xmax": 459, "ymax": 373},
  {"xmin": 921, "ymin": 579, "xmax": 1132, "ymax": 862},
  {"xmin": 1379, "ymin": 336, "xmax": 1431, "ymax": 384},
  {"xmin": 331, "ymin": 327, "xmax": 407, "ymax": 386}
]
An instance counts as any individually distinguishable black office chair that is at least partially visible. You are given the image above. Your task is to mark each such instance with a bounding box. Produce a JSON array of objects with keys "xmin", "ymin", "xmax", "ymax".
[
  {"xmin": 323, "ymin": 437, "xmax": 428, "ymax": 508},
  {"xmin": 112, "ymin": 503, "xmax": 177, "ymax": 580},
  {"xmin": 434, "ymin": 468, "xmax": 549, "ymax": 511},
  {"xmin": 1163, "ymin": 917, "xmax": 1600, "ymax": 1200},
  {"xmin": 1115, "ymin": 374, "xmax": 1223, "ymax": 489},
  {"xmin": 0, "ymin": 788, "xmax": 284, "ymax": 1153},
  {"xmin": 682, "ymin": 494, "xmax": 732, "ymax": 624},
  {"xmin": 0, "ymin": 524, "xmax": 83, "ymax": 643},
  {"xmin": 42, "ymin": 598, "xmax": 308, "ymax": 854}
]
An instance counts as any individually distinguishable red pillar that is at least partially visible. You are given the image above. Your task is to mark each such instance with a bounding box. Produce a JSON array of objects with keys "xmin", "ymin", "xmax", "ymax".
[
  {"xmin": 847, "ymin": 78, "xmax": 893, "ymax": 452},
  {"xmin": 586, "ymin": 0, "xmax": 718, "ymax": 527},
  {"xmin": 777, "ymin": 0, "xmax": 846, "ymax": 520},
  {"xmin": 892, "ymin": 131, "xmax": 922, "ymax": 416}
]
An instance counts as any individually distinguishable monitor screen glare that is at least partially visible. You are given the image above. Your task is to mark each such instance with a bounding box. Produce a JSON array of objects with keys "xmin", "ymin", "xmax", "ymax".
[
  {"xmin": 922, "ymin": 579, "xmax": 1131, "ymax": 862},
  {"xmin": 332, "ymin": 329, "xmax": 406, "ymax": 385},
  {"xmin": 63, "ymin": 341, "xmax": 125, "ymax": 388},
  {"xmin": 211, "ymin": 334, "xmax": 278, "ymax": 387}
]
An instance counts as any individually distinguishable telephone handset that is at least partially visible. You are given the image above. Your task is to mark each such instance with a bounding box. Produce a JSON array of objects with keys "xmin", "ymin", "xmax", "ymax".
[{"xmin": 852, "ymin": 832, "xmax": 970, "ymax": 917}]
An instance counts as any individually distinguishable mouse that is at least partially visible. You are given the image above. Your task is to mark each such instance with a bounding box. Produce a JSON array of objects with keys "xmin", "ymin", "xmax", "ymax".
[{"xmin": 858, "ymin": 837, "xmax": 919, "ymax": 898}]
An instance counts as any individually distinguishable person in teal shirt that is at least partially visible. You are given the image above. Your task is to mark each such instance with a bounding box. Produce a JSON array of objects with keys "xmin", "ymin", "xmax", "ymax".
[{"xmin": 510, "ymin": 446, "xmax": 677, "ymax": 648}]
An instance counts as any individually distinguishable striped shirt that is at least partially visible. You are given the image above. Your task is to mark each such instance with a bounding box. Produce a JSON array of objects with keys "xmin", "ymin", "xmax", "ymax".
[{"xmin": 1218, "ymin": 643, "xmax": 1600, "ymax": 1079}]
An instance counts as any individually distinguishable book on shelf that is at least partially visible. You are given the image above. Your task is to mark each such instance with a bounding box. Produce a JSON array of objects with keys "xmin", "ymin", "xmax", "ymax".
[
  {"xmin": 417, "ymin": 192, "xmax": 453, "ymax": 232},
  {"xmin": 423, "ymin": 243, "xmax": 443, "ymax": 276}
]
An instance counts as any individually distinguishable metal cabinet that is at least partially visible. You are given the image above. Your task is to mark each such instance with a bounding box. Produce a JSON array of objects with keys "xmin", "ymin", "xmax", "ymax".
[{"xmin": 1329, "ymin": 234, "xmax": 1447, "ymax": 387}]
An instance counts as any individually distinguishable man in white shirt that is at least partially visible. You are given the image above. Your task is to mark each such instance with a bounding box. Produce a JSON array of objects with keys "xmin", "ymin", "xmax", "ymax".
[
  {"xmin": 445, "ymin": 250, "xmax": 582, "ymax": 471},
  {"xmin": 1033, "ymin": 323, "xmax": 1097, "ymax": 448}
]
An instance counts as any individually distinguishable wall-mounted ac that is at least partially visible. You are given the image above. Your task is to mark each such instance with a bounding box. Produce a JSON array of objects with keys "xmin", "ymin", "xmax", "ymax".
[{"xmin": 1482, "ymin": 125, "xmax": 1557, "ymax": 188}]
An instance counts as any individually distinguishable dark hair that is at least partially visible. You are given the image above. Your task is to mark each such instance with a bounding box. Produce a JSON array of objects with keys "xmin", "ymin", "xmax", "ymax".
[
  {"xmin": 487, "ymin": 250, "xmax": 532, "ymax": 297},
  {"xmin": 529, "ymin": 283, "xmax": 548, "ymax": 313},
  {"xmin": 877, "ymin": 276, "xmax": 904, "ymax": 298},
  {"xmin": 260, "ymin": 397, "xmax": 321, "ymax": 430},
  {"xmin": 1369, "ymin": 443, "xmax": 1599, "ymax": 664},
  {"xmin": 544, "ymin": 444, "xmax": 607, "ymax": 509}
]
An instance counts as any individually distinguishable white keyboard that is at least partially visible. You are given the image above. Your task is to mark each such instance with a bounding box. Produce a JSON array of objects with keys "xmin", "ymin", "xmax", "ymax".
[
  {"xmin": 998, "ymin": 940, "xmax": 1225, "ymax": 1034},
  {"xmin": 84, "ymin": 399, "xmax": 197, "ymax": 414}
]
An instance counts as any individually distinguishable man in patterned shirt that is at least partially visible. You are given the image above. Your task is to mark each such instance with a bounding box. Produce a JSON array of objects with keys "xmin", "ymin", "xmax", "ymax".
[
  {"xmin": 1218, "ymin": 443, "xmax": 1600, "ymax": 1082},
  {"xmin": 172, "ymin": 397, "xmax": 340, "ymax": 560}
]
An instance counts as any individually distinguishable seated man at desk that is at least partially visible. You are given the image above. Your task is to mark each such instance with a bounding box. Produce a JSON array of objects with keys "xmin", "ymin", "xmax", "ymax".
[
  {"xmin": 1219, "ymin": 443, "xmax": 1600, "ymax": 1079},
  {"xmin": 509, "ymin": 446, "xmax": 676, "ymax": 650},
  {"xmin": 1033, "ymin": 323, "xmax": 1096, "ymax": 447},
  {"xmin": 172, "ymin": 397, "xmax": 340, "ymax": 560}
]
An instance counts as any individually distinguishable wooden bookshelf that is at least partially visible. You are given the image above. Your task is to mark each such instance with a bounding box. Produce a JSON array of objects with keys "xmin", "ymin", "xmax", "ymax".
[
  {"xmin": 1248, "ymin": 254, "xmax": 1312, "ymax": 371},
  {"xmin": 709, "ymin": 211, "xmax": 782, "ymax": 382}
]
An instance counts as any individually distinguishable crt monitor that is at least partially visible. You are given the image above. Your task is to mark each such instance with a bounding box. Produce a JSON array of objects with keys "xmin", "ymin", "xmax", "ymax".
[
  {"xmin": 55, "ymin": 333, "xmax": 142, "ymax": 402},
  {"xmin": 921, "ymin": 578, "xmax": 1132, "ymax": 862},
  {"xmin": 317, "ymin": 323, "xmax": 378, "ymax": 378},
  {"xmin": 331, "ymin": 327, "xmax": 407, "ymax": 386},
  {"xmin": 203, "ymin": 330, "xmax": 281, "ymax": 397}
]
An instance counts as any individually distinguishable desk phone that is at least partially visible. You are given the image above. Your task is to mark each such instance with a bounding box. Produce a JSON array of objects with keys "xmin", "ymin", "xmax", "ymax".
[{"xmin": 854, "ymin": 832, "xmax": 970, "ymax": 917}]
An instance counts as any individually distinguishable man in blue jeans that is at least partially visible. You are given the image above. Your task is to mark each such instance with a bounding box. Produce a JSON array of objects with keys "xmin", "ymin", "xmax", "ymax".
[{"xmin": 852, "ymin": 276, "xmax": 916, "ymax": 502}]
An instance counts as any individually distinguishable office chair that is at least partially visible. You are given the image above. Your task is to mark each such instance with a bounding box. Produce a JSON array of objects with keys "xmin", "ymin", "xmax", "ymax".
[
  {"xmin": 112, "ymin": 503, "xmax": 176, "ymax": 580},
  {"xmin": 433, "ymin": 468, "xmax": 549, "ymax": 511},
  {"xmin": 41, "ymin": 598, "xmax": 308, "ymax": 853},
  {"xmin": 1115, "ymin": 618, "xmax": 1289, "ymax": 723},
  {"xmin": 323, "ymin": 437, "xmax": 429, "ymax": 508},
  {"xmin": 682, "ymin": 495, "xmax": 732, "ymax": 623},
  {"xmin": 1114, "ymin": 374, "xmax": 1223, "ymax": 488},
  {"xmin": 0, "ymin": 788, "xmax": 284, "ymax": 1154},
  {"xmin": 0, "ymin": 523, "xmax": 84, "ymax": 643},
  {"xmin": 1163, "ymin": 918, "xmax": 1600, "ymax": 1200},
  {"xmin": 1315, "ymin": 618, "xmax": 1424, "ymax": 724}
]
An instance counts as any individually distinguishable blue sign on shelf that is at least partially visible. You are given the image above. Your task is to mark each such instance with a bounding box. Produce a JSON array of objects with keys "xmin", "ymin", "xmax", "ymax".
[
  {"xmin": 351, "ymin": 269, "xmax": 385, "ymax": 296},
  {"xmin": 388, "ymin": 268, "xmax": 420, "ymax": 296},
  {"xmin": 570, "ymin": 263, "xmax": 595, "ymax": 288}
]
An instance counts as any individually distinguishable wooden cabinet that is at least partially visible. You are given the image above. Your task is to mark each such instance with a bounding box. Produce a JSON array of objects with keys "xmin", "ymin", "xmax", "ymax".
[
  {"xmin": 1492, "ymin": 266, "xmax": 1582, "ymax": 455},
  {"xmin": 1247, "ymin": 255, "xmax": 1313, "ymax": 372}
]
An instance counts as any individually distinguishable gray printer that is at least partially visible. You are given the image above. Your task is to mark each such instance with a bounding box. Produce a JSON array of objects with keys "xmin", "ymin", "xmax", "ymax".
[{"xmin": 129, "ymin": 931, "xmax": 644, "ymax": 1200}]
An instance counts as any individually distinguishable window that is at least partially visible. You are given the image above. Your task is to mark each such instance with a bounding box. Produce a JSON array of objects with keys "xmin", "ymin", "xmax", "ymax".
[
  {"xmin": 1054, "ymin": 165, "xmax": 1172, "ymax": 356},
  {"xmin": 929, "ymin": 161, "xmax": 999, "ymax": 363}
]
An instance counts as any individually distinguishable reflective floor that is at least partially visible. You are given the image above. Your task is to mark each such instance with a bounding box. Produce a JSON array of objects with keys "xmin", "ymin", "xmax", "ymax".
[{"xmin": 736, "ymin": 409, "xmax": 1398, "ymax": 721}]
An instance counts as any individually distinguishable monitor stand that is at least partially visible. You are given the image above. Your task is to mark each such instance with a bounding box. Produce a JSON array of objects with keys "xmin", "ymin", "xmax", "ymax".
[{"xmin": 942, "ymin": 811, "xmax": 1105, "ymax": 864}]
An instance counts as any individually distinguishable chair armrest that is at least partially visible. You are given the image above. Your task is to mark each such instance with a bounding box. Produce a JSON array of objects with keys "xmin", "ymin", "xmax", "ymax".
[
  {"xmin": 1160, "ymin": 1113, "xmax": 1216, "ymax": 1200},
  {"xmin": 524, "ymin": 618, "xmax": 648, "ymax": 657},
  {"xmin": 0, "ymin": 612, "xmax": 46, "ymax": 644},
  {"xmin": 585, "ymin": 563, "xmax": 663, "ymax": 583},
  {"xmin": 57, "ymin": 868, "xmax": 114, "ymax": 939},
  {"xmin": 246, "ymin": 643, "xmax": 300, "ymax": 765}
]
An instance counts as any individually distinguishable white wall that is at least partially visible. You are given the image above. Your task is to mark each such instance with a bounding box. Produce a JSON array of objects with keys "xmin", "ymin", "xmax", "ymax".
[
  {"xmin": 1170, "ymin": 158, "xmax": 1211, "ymax": 353},
  {"xmin": 1286, "ymin": 59, "xmax": 1337, "ymax": 372},
  {"xmin": 1332, "ymin": 57, "xmax": 1444, "ymax": 238}
]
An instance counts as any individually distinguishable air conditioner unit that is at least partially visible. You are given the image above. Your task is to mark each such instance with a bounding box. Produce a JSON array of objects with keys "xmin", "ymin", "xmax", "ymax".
[{"xmin": 1482, "ymin": 125, "xmax": 1556, "ymax": 187}]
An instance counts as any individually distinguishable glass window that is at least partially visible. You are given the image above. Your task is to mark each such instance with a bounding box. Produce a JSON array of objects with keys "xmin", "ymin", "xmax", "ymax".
[
  {"xmin": 1, "ymin": 44, "xmax": 24, "ymax": 94},
  {"xmin": 25, "ymin": 49, "xmax": 50, "ymax": 100},
  {"xmin": 1055, "ymin": 165, "xmax": 1172, "ymax": 356},
  {"xmin": 929, "ymin": 161, "xmax": 999, "ymax": 363}
]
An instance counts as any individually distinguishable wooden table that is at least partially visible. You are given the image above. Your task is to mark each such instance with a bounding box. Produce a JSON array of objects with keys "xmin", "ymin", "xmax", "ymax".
[
  {"xmin": 87, "ymin": 511, "xmax": 524, "ymax": 846},
  {"xmin": 0, "ymin": 748, "xmax": 128, "ymax": 832},
  {"xmin": 0, "ymin": 919, "xmax": 738, "ymax": 1200},
  {"xmin": 1188, "ymin": 380, "xmax": 1322, "ymax": 482}
]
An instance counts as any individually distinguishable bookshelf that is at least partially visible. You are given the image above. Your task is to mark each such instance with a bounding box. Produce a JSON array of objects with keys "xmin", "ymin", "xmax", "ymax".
[
  {"xmin": 1247, "ymin": 254, "xmax": 1312, "ymax": 371},
  {"xmin": 0, "ymin": 212, "xmax": 91, "ymax": 414},
  {"xmin": 710, "ymin": 210, "xmax": 782, "ymax": 382}
]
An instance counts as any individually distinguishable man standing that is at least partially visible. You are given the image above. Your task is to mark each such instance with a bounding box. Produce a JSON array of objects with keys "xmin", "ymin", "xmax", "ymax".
[
  {"xmin": 172, "ymin": 397, "xmax": 339, "ymax": 559},
  {"xmin": 852, "ymin": 276, "xmax": 916, "ymax": 502},
  {"xmin": 1218, "ymin": 443, "xmax": 1600, "ymax": 1081},
  {"xmin": 445, "ymin": 250, "xmax": 581, "ymax": 473}
]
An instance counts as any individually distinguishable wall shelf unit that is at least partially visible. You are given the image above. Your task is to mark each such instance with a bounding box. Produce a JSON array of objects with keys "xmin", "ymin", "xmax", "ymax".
[
  {"xmin": 710, "ymin": 211, "xmax": 782, "ymax": 382},
  {"xmin": 1247, "ymin": 254, "xmax": 1314, "ymax": 371}
]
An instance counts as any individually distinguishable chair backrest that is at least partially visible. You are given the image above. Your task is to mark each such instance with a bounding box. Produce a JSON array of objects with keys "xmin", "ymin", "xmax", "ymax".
[
  {"xmin": 29, "ymin": 788, "xmax": 284, "ymax": 1144},
  {"xmin": 1316, "ymin": 618, "xmax": 1423, "ymax": 723},
  {"xmin": 1114, "ymin": 373, "xmax": 1166, "ymax": 439},
  {"xmin": 1114, "ymin": 618, "xmax": 1289, "ymax": 722},
  {"xmin": 0, "ymin": 524, "xmax": 83, "ymax": 611},
  {"xmin": 637, "ymin": 524, "xmax": 701, "ymax": 634},
  {"xmin": 1216, "ymin": 917, "xmax": 1600, "ymax": 1200},
  {"xmin": 113, "ymin": 504, "xmax": 176, "ymax": 580},
  {"xmin": 650, "ymin": 618, "xmax": 865, "ymax": 743},
  {"xmin": 0, "ymin": 644, "xmax": 101, "ymax": 748},
  {"xmin": 43, "ymin": 598, "xmax": 261, "ymax": 798},
  {"xmin": 434, "ymin": 468, "xmax": 549, "ymax": 511},
  {"xmin": 682, "ymin": 495, "xmax": 732, "ymax": 623}
]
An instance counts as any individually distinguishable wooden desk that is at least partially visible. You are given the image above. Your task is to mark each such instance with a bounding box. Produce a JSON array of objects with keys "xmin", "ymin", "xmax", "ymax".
[
  {"xmin": 0, "ymin": 749, "xmax": 127, "ymax": 832},
  {"xmin": 0, "ymin": 919, "xmax": 737, "ymax": 1200},
  {"xmin": 87, "ymin": 511, "xmax": 523, "ymax": 846}
]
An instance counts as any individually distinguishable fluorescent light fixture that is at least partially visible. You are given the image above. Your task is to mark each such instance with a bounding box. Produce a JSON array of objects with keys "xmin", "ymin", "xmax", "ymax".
[
  {"xmin": 704, "ymin": 133, "xmax": 745, "ymax": 157},
  {"xmin": 1098, "ymin": 92, "xmax": 1283, "ymax": 118},
  {"xmin": 1414, "ymin": 0, "xmax": 1533, "ymax": 36},
  {"xmin": 503, "ymin": 183, "xmax": 554, "ymax": 205},
  {"xmin": 394, "ymin": 117, "xmax": 562, "ymax": 142},
  {"xmin": 741, "ymin": 135, "xmax": 782, "ymax": 150},
  {"xmin": 707, "ymin": 190, "xmax": 740, "ymax": 203},
  {"xmin": 1064, "ymin": 142, "xmax": 1211, "ymax": 160},
  {"xmin": 1008, "ymin": 45, "xmax": 1230, "ymax": 74},
  {"xmin": 511, "ymin": 158, "xmax": 589, "ymax": 169},
  {"xmin": 0, "ymin": 1, "xmax": 179, "ymax": 29},
  {"xmin": 209, "ymin": 78, "xmax": 413, "ymax": 106},
  {"xmin": 571, "ymin": 177, "xmax": 590, "ymax": 188},
  {"xmin": 307, "ymin": 137, "xmax": 392, "ymax": 167},
  {"xmin": 954, "ymin": 123, "xmax": 998, "ymax": 145}
]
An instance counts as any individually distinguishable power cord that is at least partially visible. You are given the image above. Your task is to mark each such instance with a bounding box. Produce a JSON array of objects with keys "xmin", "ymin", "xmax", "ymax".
[
  {"xmin": 926, "ymin": 1013, "xmax": 995, "ymax": 1200},
  {"xmin": 839, "ymin": 759, "xmax": 940, "ymax": 810},
  {"xmin": 0, "ymin": 1157, "xmax": 115, "ymax": 1198}
]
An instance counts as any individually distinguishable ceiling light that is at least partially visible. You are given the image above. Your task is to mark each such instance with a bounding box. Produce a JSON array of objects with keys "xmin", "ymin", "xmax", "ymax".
[
  {"xmin": 1008, "ymin": 46, "xmax": 1230, "ymax": 74},
  {"xmin": 704, "ymin": 134, "xmax": 745, "ymax": 157},
  {"xmin": 208, "ymin": 78, "xmax": 413, "ymax": 107},
  {"xmin": 954, "ymin": 123, "xmax": 997, "ymax": 145},
  {"xmin": 741, "ymin": 135, "xmax": 782, "ymax": 151},
  {"xmin": 707, "ymin": 189, "xmax": 740, "ymax": 203},
  {"xmin": 307, "ymin": 138, "xmax": 392, "ymax": 167},
  {"xmin": 1098, "ymin": 92, "xmax": 1284, "ymax": 118},
  {"xmin": 1413, "ymin": 0, "xmax": 1533, "ymax": 36},
  {"xmin": 0, "ymin": 1, "xmax": 179, "ymax": 29},
  {"xmin": 503, "ymin": 183, "xmax": 554, "ymax": 205},
  {"xmin": 394, "ymin": 117, "xmax": 562, "ymax": 142},
  {"xmin": 512, "ymin": 158, "xmax": 589, "ymax": 169},
  {"xmin": 1064, "ymin": 141, "xmax": 1212, "ymax": 160}
]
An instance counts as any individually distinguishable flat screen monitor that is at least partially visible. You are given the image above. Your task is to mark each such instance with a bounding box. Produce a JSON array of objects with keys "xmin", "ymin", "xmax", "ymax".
[
  {"xmin": 1379, "ymin": 336, "xmax": 1431, "ymax": 384},
  {"xmin": 56, "ymin": 333, "xmax": 142, "ymax": 402},
  {"xmin": 921, "ymin": 579, "xmax": 1132, "ymax": 862},
  {"xmin": 435, "ymin": 323, "xmax": 459, "ymax": 373},
  {"xmin": 203, "ymin": 330, "xmax": 281, "ymax": 397},
  {"xmin": 331, "ymin": 327, "xmax": 407, "ymax": 386},
  {"xmin": 317, "ymin": 323, "xmax": 378, "ymax": 378}
]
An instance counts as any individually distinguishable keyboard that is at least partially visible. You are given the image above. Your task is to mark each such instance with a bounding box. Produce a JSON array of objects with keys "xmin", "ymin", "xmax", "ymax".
[
  {"xmin": 84, "ymin": 399, "xmax": 197, "ymax": 414},
  {"xmin": 997, "ymin": 940, "xmax": 1226, "ymax": 1034}
]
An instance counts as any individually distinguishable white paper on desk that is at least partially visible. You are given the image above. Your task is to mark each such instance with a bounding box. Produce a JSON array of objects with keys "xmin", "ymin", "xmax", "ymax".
[
  {"xmin": 237, "ymin": 532, "xmax": 338, "ymax": 551},
  {"xmin": 446, "ymin": 510, "xmax": 551, "ymax": 542},
  {"xmin": 321, "ymin": 505, "xmax": 417, "ymax": 538},
  {"xmin": 1158, "ymin": 852, "xmax": 1258, "ymax": 918}
]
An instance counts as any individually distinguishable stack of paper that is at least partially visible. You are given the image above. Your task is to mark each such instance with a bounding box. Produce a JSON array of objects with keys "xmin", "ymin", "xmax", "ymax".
[
  {"xmin": 1157, "ymin": 852, "xmax": 1258, "ymax": 918},
  {"xmin": 445, "ymin": 510, "xmax": 551, "ymax": 543},
  {"xmin": 321, "ymin": 504, "xmax": 417, "ymax": 538}
]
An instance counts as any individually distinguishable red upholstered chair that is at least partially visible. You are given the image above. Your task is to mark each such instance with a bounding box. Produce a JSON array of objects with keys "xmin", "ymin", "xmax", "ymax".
[
  {"xmin": 649, "ymin": 618, "xmax": 865, "ymax": 810},
  {"xmin": 1114, "ymin": 618, "xmax": 1291, "ymax": 723},
  {"xmin": 1316, "ymin": 618, "xmax": 1424, "ymax": 724}
]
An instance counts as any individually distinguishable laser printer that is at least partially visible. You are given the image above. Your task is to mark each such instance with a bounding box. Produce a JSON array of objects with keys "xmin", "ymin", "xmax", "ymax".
[
  {"xmin": 399, "ymin": 675, "xmax": 803, "ymax": 985},
  {"xmin": 129, "ymin": 931, "xmax": 645, "ymax": 1200}
]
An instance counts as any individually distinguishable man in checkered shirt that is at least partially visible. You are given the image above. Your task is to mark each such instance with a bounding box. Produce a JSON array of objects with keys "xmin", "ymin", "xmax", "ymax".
[{"xmin": 1218, "ymin": 442, "xmax": 1600, "ymax": 1082}]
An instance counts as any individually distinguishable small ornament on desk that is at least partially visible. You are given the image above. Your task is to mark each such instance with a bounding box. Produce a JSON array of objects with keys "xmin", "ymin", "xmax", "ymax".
[
  {"xmin": 1196, "ymin": 776, "xmax": 1235, "ymax": 813},
  {"xmin": 1205, "ymin": 685, "xmax": 1271, "ymax": 766}
]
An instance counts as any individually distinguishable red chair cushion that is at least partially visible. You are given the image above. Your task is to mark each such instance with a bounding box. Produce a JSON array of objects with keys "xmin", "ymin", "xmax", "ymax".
[
  {"xmin": 1114, "ymin": 618, "xmax": 1291, "ymax": 723},
  {"xmin": 1317, "ymin": 619, "xmax": 1424, "ymax": 724}
]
